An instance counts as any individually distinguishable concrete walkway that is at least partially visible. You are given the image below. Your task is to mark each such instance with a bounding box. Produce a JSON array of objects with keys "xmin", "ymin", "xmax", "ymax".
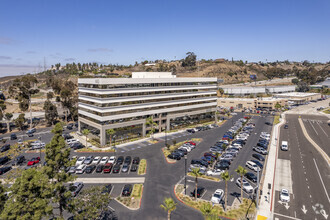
[
  {"xmin": 75, "ymin": 177, "xmax": 145, "ymax": 184},
  {"xmin": 256, "ymin": 113, "xmax": 286, "ymax": 220}
]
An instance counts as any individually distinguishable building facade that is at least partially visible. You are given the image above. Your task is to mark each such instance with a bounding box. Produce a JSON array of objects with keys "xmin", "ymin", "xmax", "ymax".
[
  {"xmin": 217, "ymin": 97, "xmax": 288, "ymax": 110},
  {"xmin": 78, "ymin": 73, "xmax": 218, "ymax": 146}
]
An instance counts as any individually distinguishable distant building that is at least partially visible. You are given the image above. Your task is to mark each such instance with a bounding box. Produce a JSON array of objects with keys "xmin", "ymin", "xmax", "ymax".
[
  {"xmin": 217, "ymin": 97, "xmax": 288, "ymax": 110},
  {"xmin": 273, "ymin": 92, "xmax": 322, "ymax": 104},
  {"xmin": 221, "ymin": 85, "xmax": 295, "ymax": 95}
]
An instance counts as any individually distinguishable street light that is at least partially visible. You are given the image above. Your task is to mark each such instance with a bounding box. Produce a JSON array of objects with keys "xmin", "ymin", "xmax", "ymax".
[{"xmin": 184, "ymin": 154, "xmax": 187, "ymax": 195}]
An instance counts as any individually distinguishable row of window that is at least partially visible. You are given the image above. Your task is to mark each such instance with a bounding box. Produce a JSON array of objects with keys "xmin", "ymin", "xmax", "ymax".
[
  {"xmin": 78, "ymin": 82, "xmax": 216, "ymax": 89},
  {"xmin": 79, "ymin": 94, "xmax": 215, "ymax": 107}
]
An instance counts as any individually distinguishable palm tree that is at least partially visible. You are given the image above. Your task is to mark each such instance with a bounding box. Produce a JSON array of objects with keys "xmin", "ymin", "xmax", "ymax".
[
  {"xmin": 191, "ymin": 168, "xmax": 202, "ymax": 200},
  {"xmin": 213, "ymin": 152, "xmax": 221, "ymax": 169},
  {"xmin": 146, "ymin": 116, "xmax": 157, "ymax": 140},
  {"xmin": 200, "ymin": 202, "xmax": 215, "ymax": 219},
  {"xmin": 221, "ymin": 171, "xmax": 232, "ymax": 211},
  {"xmin": 82, "ymin": 129, "xmax": 90, "ymax": 147},
  {"xmin": 106, "ymin": 129, "xmax": 115, "ymax": 147},
  {"xmin": 235, "ymin": 165, "xmax": 247, "ymax": 202},
  {"xmin": 160, "ymin": 197, "xmax": 177, "ymax": 220}
]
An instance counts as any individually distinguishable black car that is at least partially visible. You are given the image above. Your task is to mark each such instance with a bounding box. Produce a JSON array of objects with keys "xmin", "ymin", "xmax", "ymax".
[
  {"xmin": 12, "ymin": 155, "xmax": 25, "ymax": 166},
  {"xmin": 190, "ymin": 187, "xmax": 205, "ymax": 198},
  {"xmin": 251, "ymin": 160, "xmax": 263, "ymax": 168},
  {"xmin": 112, "ymin": 164, "xmax": 121, "ymax": 173},
  {"xmin": 27, "ymin": 133, "xmax": 34, "ymax": 137},
  {"xmin": 96, "ymin": 165, "xmax": 104, "ymax": 173},
  {"xmin": 132, "ymin": 157, "xmax": 140, "ymax": 164},
  {"xmin": 216, "ymin": 162, "xmax": 230, "ymax": 170},
  {"xmin": 168, "ymin": 153, "xmax": 181, "ymax": 160},
  {"xmin": 174, "ymin": 150, "xmax": 184, "ymax": 157},
  {"xmin": 190, "ymin": 159, "xmax": 208, "ymax": 167},
  {"xmin": 177, "ymin": 148, "xmax": 188, "ymax": 155},
  {"xmin": 85, "ymin": 165, "xmax": 96, "ymax": 173},
  {"xmin": 0, "ymin": 166, "xmax": 11, "ymax": 175},
  {"xmin": 0, "ymin": 144, "xmax": 10, "ymax": 152},
  {"xmin": 102, "ymin": 184, "xmax": 113, "ymax": 194},
  {"xmin": 124, "ymin": 156, "xmax": 132, "ymax": 165},
  {"xmin": 10, "ymin": 134, "xmax": 17, "ymax": 140},
  {"xmin": 130, "ymin": 164, "xmax": 138, "ymax": 172},
  {"xmin": 116, "ymin": 156, "xmax": 124, "ymax": 165},
  {"xmin": 67, "ymin": 124, "xmax": 73, "ymax": 130},
  {"xmin": 245, "ymin": 172, "xmax": 257, "ymax": 182},
  {"xmin": 284, "ymin": 124, "xmax": 289, "ymax": 129},
  {"xmin": 63, "ymin": 134, "xmax": 73, "ymax": 140},
  {"xmin": 265, "ymin": 122, "xmax": 272, "ymax": 126},
  {"xmin": 0, "ymin": 156, "xmax": 10, "ymax": 165},
  {"xmin": 71, "ymin": 142, "xmax": 84, "ymax": 150},
  {"xmin": 122, "ymin": 184, "xmax": 133, "ymax": 196},
  {"xmin": 252, "ymin": 154, "xmax": 265, "ymax": 161},
  {"xmin": 186, "ymin": 129, "xmax": 195, "ymax": 133}
]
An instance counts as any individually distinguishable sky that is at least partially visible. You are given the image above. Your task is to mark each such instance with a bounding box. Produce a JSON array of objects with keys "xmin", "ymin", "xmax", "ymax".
[{"xmin": 0, "ymin": 0, "xmax": 330, "ymax": 76}]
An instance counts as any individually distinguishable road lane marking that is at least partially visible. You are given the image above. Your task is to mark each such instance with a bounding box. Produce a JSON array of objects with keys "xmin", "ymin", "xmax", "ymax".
[
  {"xmin": 317, "ymin": 123, "xmax": 329, "ymax": 137},
  {"xmin": 313, "ymin": 158, "xmax": 330, "ymax": 204},
  {"xmin": 274, "ymin": 212, "xmax": 302, "ymax": 220},
  {"xmin": 308, "ymin": 121, "xmax": 318, "ymax": 135}
]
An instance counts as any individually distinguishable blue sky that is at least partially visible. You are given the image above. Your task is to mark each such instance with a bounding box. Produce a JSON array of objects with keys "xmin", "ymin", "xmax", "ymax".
[{"xmin": 0, "ymin": 0, "xmax": 329, "ymax": 76}]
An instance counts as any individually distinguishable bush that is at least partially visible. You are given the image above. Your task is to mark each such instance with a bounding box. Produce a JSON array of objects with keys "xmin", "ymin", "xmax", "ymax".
[{"xmin": 138, "ymin": 159, "xmax": 147, "ymax": 175}]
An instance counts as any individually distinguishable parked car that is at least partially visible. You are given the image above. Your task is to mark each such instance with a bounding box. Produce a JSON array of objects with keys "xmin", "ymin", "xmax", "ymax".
[
  {"xmin": 83, "ymin": 156, "xmax": 94, "ymax": 165},
  {"xmin": 85, "ymin": 165, "xmax": 96, "ymax": 173},
  {"xmin": 251, "ymin": 160, "xmax": 263, "ymax": 169},
  {"xmin": 69, "ymin": 182, "xmax": 83, "ymax": 197},
  {"xmin": 76, "ymin": 157, "xmax": 86, "ymax": 166},
  {"xmin": 211, "ymin": 189, "xmax": 224, "ymax": 204},
  {"xmin": 12, "ymin": 155, "xmax": 25, "ymax": 166},
  {"xmin": 70, "ymin": 142, "xmax": 84, "ymax": 150},
  {"xmin": 246, "ymin": 161, "xmax": 259, "ymax": 172},
  {"xmin": 96, "ymin": 164, "xmax": 104, "ymax": 173},
  {"xmin": 253, "ymin": 146, "xmax": 268, "ymax": 155},
  {"xmin": 10, "ymin": 134, "xmax": 17, "ymax": 140},
  {"xmin": 100, "ymin": 156, "xmax": 109, "ymax": 164},
  {"xmin": 108, "ymin": 156, "xmax": 116, "ymax": 164},
  {"xmin": 103, "ymin": 163, "xmax": 113, "ymax": 173},
  {"xmin": 122, "ymin": 184, "xmax": 133, "ymax": 196},
  {"xmin": 27, "ymin": 157, "xmax": 40, "ymax": 166},
  {"xmin": 112, "ymin": 164, "xmax": 121, "ymax": 173},
  {"xmin": 130, "ymin": 164, "xmax": 138, "ymax": 172},
  {"xmin": 92, "ymin": 156, "xmax": 101, "ymax": 165},
  {"xmin": 190, "ymin": 187, "xmax": 206, "ymax": 198},
  {"xmin": 0, "ymin": 166, "xmax": 11, "ymax": 175},
  {"xmin": 245, "ymin": 172, "xmax": 257, "ymax": 183},
  {"xmin": 68, "ymin": 166, "xmax": 77, "ymax": 174},
  {"xmin": 281, "ymin": 141, "xmax": 288, "ymax": 151},
  {"xmin": 75, "ymin": 164, "xmax": 87, "ymax": 174},
  {"xmin": 0, "ymin": 144, "xmax": 10, "ymax": 152},
  {"xmin": 124, "ymin": 156, "xmax": 132, "ymax": 164},
  {"xmin": 252, "ymin": 154, "xmax": 265, "ymax": 161},
  {"xmin": 168, "ymin": 153, "xmax": 181, "ymax": 160},
  {"xmin": 116, "ymin": 156, "xmax": 124, "ymax": 165},
  {"xmin": 236, "ymin": 178, "xmax": 253, "ymax": 193},
  {"xmin": 186, "ymin": 129, "xmax": 195, "ymax": 133},
  {"xmin": 284, "ymin": 124, "xmax": 289, "ymax": 129},
  {"xmin": 0, "ymin": 156, "xmax": 10, "ymax": 165},
  {"xmin": 280, "ymin": 189, "xmax": 290, "ymax": 202},
  {"xmin": 121, "ymin": 163, "xmax": 129, "ymax": 173}
]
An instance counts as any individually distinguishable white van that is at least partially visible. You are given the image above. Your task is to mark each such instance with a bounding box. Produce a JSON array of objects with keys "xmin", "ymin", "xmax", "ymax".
[
  {"xmin": 246, "ymin": 161, "xmax": 259, "ymax": 172},
  {"xmin": 281, "ymin": 141, "xmax": 288, "ymax": 151}
]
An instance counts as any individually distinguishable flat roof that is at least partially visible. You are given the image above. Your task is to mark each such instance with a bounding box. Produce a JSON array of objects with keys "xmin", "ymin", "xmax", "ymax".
[
  {"xmin": 275, "ymin": 92, "xmax": 320, "ymax": 97},
  {"xmin": 78, "ymin": 77, "xmax": 217, "ymax": 84}
]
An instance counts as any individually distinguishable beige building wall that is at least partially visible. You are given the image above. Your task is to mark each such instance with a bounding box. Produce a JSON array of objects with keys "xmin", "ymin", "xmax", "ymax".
[{"xmin": 218, "ymin": 98, "xmax": 288, "ymax": 110}]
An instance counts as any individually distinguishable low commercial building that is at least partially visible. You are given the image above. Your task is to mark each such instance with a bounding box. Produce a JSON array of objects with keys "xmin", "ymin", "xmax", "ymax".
[
  {"xmin": 221, "ymin": 85, "xmax": 295, "ymax": 96},
  {"xmin": 273, "ymin": 92, "xmax": 322, "ymax": 104},
  {"xmin": 78, "ymin": 72, "xmax": 218, "ymax": 146},
  {"xmin": 217, "ymin": 97, "xmax": 288, "ymax": 110}
]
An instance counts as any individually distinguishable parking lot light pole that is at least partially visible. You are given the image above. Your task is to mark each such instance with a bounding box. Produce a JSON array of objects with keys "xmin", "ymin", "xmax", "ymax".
[{"xmin": 184, "ymin": 155, "xmax": 187, "ymax": 195}]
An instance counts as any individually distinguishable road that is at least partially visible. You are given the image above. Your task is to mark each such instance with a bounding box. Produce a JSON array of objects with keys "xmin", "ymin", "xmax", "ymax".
[{"xmin": 274, "ymin": 114, "xmax": 330, "ymax": 220}]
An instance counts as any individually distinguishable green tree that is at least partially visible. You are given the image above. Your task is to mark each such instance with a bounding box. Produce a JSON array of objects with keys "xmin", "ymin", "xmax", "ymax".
[
  {"xmin": 43, "ymin": 100, "xmax": 58, "ymax": 125},
  {"xmin": 15, "ymin": 113, "xmax": 26, "ymax": 131},
  {"xmin": 0, "ymin": 182, "xmax": 7, "ymax": 213},
  {"xmin": 191, "ymin": 168, "xmax": 202, "ymax": 200},
  {"xmin": 235, "ymin": 165, "xmax": 247, "ymax": 202},
  {"xmin": 146, "ymin": 116, "xmax": 157, "ymax": 140},
  {"xmin": 274, "ymin": 102, "xmax": 282, "ymax": 110},
  {"xmin": 106, "ymin": 128, "xmax": 116, "ymax": 147},
  {"xmin": 82, "ymin": 129, "xmax": 90, "ymax": 147},
  {"xmin": 200, "ymin": 202, "xmax": 216, "ymax": 219},
  {"xmin": 218, "ymin": 88, "xmax": 224, "ymax": 97},
  {"xmin": 71, "ymin": 186, "xmax": 112, "ymax": 219},
  {"xmin": 4, "ymin": 113, "xmax": 13, "ymax": 132},
  {"xmin": 8, "ymin": 74, "xmax": 39, "ymax": 129},
  {"xmin": 0, "ymin": 99, "xmax": 6, "ymax": 121},
  {"xmin": 160, "ymin": 197, "xmax": 177, "ymax": 220},
  {"xmin": 44, "ymin": 123, "xmax": 75, "ymax": 218},
  {"xmin": 1, "ymin": 168, "xmax": 53, "ymax": 220},
  {"xmin": 291, "ymin": 78, "xmax": 299, "ymax": 85},
  {"xmin": 182, "ymin": 52, "xmax": 197, "ymax": 67},
  {"xmin": 221, "ymin": 171, "xmax": 232, "ymax": 211},
  {"xmin": 59, "ymin": 80, "xmax": 77, "ymax": 122},
  {"xmin": 46, "ymin": 92, "xmax": 54, "ymax": 100}
]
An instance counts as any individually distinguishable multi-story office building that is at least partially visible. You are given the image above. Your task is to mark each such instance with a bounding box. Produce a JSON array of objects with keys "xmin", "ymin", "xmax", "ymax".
[{"xmin": 78, "ymin": 72, "xmax": 218, "ymax": 146}]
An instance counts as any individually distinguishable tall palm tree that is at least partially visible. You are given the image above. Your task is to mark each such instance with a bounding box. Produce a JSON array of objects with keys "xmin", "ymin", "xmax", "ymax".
[
  {"xmin": 221, "ymin": 171, "xmax": 232, "ymax": 211},
  {"xmin": 106, "ymin": 129, "xmax": 115, "ymax": 147},
  {"xmin": 213, "ymin": 152, "xmax": 221, "ymax": 169},
  {"xmin": 160, "ymin": 197, "xmax": 177, "ymax": 220},
  {"xmin": 191, "ymin": 168, "xmax": 202, "ymax": 200},
  {"xmin": 235, "ymin": 165, "xmax": 247, "ymax": 202},
  {"xmin": 82, "ymin": 129, "xmax": 90, "ymax": 147},
  {"xmin": 146, "ymin": 116, "xmax": 157, "ymax": 140},
  {"xmin": 200, "ymin": 202, "xmax": 214, "ymax": 219}
]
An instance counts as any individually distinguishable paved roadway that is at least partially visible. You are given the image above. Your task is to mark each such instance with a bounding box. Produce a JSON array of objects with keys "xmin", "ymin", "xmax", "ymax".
[{"xmin": 274, "ymin": 114, "xmax": 330, "ymax": 220}]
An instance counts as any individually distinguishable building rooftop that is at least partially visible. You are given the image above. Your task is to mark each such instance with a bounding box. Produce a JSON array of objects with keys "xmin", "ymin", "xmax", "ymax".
[
  {"xmin": 132, "ymin": 72, "xmax": 176, "ymax": 78},
  {"xmin": 275, "ymin": 92, "xmax": 320, "ymax": 97}
]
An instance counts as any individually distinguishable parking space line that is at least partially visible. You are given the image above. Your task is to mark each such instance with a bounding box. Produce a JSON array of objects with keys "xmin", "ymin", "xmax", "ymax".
[{"xmin": 313, "ymin": 158, "xmax": 330, "ymax": 203}]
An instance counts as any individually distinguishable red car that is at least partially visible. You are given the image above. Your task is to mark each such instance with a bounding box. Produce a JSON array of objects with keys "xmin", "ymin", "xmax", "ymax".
[
  {"xmin": 186, "ymin": 141, "xmax": 196, "ymax": 146},
  {"xmin": 204, "ymin": 152, "xmax": 216, "ymax": 158},
  {"xmin": 222, "ymin": 137, "xmax": 229, "ymax": 140},
  {"xmin": 103, "ymin": 163, "xmax": 113, "ymax": 173},
  {"xmin": 27, "ymin": 157, "xmax": 40, "ymax": 166}
]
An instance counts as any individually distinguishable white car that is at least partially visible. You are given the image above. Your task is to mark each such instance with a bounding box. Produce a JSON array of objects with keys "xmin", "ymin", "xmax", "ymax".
[
  {"xmin": 280, "ymin": 189, "xmax": 290, "ymax": 202},
  {"xmin": 108, "ymin": 156, "xmax": 116, "ymax": 164},
  {"xmin": 211, "ymin": 189, "xmax": 224, "ymax": 204},
  {"xmin": 99, "ymin": 156, "xmax": 109, "ymax": 164},
  {"xmin": 91, "ymin": 156, "xmax": 101, "ymax": 165},
  {"xmin": 66, "ymin": 139, "xmax": 78, "ymax": 144},
  {"xmin": 236, "ymin": 178, "xmax": 253, "ymax": 193},
  {"xmin": 75, "ymin": 156, "xmax": 86, "ymax": 166},
  {"xmin": 75, "ymin": 164, "xmax": 86, "ymax": 174},
  {"xmin": 179, "ymin": 146, "xmax": 191, "ymax": 152},
  {"xmin": 246, "ymin": 161, "xmax": 259, "ymax": 172},
  {"xmin": 207, "ymin": 169, "xmax": 224, "ymax": 176},
  {"xmin": 232, "ymin": 143, "xmax": 242, "ymax": 149}
]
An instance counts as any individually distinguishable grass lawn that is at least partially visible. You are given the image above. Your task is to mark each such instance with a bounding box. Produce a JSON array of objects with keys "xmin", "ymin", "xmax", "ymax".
[
  {"xmin": 138, "ymin": 159, "xmax": 147, "ymax": 175},
  {"xmin": 273, "ymin": 115, "xmax": 280, "ymax": 124},
  {"xmin": 323, "ymin": 108, "xmax": 330, "ymax": 114}
]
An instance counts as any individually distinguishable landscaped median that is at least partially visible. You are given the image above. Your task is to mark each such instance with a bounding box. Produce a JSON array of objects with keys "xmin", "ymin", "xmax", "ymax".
[
  {"xmin": 115, "ymin": 184, "xmax": 144, "ymax": 210},
  {"xmin": 174, "ymin": 184, "xmax": 256, "ymax": 219},
  {"xmin": 162, "ymin": 138, "xmax": 202, "ymax": 164},
  {"xmin": 75, "ymin": 148, "xmax": 115, "ymax": 153},
  {"xmin": 273, "ymin": 115, "xmax": 280, "ymax": 124},
  {"xmin": 187, "ymin": 172, "xmax": 220, "ymax": 182},
  {"xmin": 138, "ymin": 159, "xmax": 147, "ymax": 175}
]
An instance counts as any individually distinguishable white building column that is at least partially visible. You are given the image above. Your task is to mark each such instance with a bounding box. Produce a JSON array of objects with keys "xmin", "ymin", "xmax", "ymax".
[{"xmin": 100, "ymin": 127, "xmax": 106, "ymax": 146}]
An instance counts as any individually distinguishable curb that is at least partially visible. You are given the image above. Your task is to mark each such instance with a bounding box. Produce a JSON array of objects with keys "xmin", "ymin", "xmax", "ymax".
[
  {"xmin": 187, "ymin": 173, "xmax": 220, "ymax": 182},
  {"xmin": 114, "ymin": 185, "xmax": 144, "ymax": 211},
  {"xmin": 138, "ymin": 160, "xmax": 147, "ymax": 175}
]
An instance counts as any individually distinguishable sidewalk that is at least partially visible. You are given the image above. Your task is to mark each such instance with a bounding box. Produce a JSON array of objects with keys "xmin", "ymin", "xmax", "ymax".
[{"xmin": 256, "ymin": 113, "xmax": 286, "ymax": 220}]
